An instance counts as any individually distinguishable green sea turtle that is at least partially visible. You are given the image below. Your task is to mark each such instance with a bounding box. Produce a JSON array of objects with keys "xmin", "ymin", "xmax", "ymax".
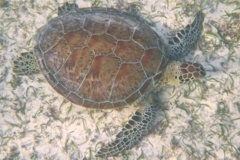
[{"xmin": 13, "ymin": 2, "xmax": 206, "ymax": 158}]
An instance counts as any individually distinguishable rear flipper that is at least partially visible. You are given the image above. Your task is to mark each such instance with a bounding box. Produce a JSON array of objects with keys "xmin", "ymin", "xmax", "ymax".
[
  {"xmin": 13, "ymin": 52, "xmax": 40, "ymax": 75},
  {"xmin": 58, "ymin": 2, "xmax": 78, "ymax": 16},
  {"xmin": 161, "ymin": 61, "xmax": 206, "ymax": 86},
  {"xmin": 167, "ymin": 11, "xmax": 204, "ymax": 60},
  {"xmin": 96, "ymin": 106, "xmax": 156, "ymax": 158}
]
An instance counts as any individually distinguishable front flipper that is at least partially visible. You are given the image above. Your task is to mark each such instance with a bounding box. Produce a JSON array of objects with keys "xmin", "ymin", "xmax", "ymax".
[
  {"xmin": 96, "ymin": 106, "xmax": 156, "ymax": 158},
  {"xmin": 13, "ymin": 52, "xmax": 40, "ymax": 75},
  {"xmin": 167, "ymin": 11, "xmax": 204, "ymax": 60}
]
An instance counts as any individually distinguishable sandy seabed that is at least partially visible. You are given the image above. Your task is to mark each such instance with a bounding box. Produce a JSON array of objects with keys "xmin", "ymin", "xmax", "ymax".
[{"xmin": 0, "ymin": 0, "xmax": 239, "ymax": 159}]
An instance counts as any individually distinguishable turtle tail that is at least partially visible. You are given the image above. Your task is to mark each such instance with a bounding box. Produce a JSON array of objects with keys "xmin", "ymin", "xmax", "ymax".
[
  {"xmin": 167, "ymin": 11, "xmax": 204, "ymax": 60},
  {"xmin": 96, "ymin": 106, "xmax": 156, "ymax": 158}
]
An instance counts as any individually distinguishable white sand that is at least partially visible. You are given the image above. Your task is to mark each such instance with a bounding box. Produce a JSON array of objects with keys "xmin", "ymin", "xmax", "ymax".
[{"xmin": 0, "ymin": 0, "xmax": 239, "ymax": 159}]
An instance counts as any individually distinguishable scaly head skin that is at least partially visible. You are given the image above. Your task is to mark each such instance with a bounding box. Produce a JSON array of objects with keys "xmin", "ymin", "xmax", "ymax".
[
  {"xmin": 161, "ymin": 11, "xmax": 206, "ymax": 85},
  {"xmin": 96, "ymin": 11, "xmax": 205, "ymax": 158},
  {"xmin": 96, "ymin": 61, "xmax": 206, "ymax": 158},
  {"xmin": 12, "ymin": 2, "xmax": 206, "ymax": 158},
  {"xmin": 161, "ymin": 61, "xmax": 206, "ymax": 86}
]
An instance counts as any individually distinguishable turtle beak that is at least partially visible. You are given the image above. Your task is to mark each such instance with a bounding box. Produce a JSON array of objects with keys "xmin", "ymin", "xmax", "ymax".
[{"xmin": 198, "ymin": 64, "xmax": 206, "ymax": 78}]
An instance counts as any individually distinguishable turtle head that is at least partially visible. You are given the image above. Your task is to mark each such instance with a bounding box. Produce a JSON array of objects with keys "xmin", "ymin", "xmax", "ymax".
[{"xmin": 160, "ymin": 61, "xmax": 206, "ymax": 86}]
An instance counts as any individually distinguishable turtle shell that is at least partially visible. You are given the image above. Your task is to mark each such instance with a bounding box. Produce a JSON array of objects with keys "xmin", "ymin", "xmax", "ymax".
[{"xmin": 34, "ymin": 8, "xmax": 167, "ymax": 109}]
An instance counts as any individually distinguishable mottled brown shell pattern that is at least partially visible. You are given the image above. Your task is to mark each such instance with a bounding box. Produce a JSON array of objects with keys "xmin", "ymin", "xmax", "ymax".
[{"xmin": 34, "ymin": 8, "xmax": 166, "ymax": 109}]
